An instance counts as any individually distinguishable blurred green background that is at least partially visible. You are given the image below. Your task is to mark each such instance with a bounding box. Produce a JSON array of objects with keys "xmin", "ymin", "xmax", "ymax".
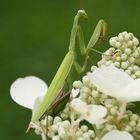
[{"xmin": 1, "ymin": 0, "xmax": 140, "ymax": 139}]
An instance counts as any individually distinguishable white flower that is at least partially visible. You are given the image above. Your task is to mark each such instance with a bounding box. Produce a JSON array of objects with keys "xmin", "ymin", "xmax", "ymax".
[
  {"xmin": 101, "ymin": 130, "xmax": 134, "ymax": 140},
  {"xmin": 88, "ymin": 66, "xmax": 140, "ymax": 102},
  {"xmin": 70, "ymin": 98, "xmax": 107, "ymax": 124},
  {"xmin": 71, "ymin": 88, "xmax": 79, "ymax": 98},
  {"xmin": 10, "ymin": 76, "xmax": 48, "ymax": 111}
]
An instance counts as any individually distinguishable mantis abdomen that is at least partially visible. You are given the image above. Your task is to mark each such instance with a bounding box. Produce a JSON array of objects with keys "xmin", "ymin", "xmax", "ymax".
[{"xmin": 31, "ymin": 50, "xmax": 74, "ymax": 122}]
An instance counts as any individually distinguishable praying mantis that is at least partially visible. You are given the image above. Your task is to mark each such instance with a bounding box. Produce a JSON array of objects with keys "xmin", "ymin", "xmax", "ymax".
[{"xmin": 31, "ymin": 10, "xmax": 106, "ymax": 124}]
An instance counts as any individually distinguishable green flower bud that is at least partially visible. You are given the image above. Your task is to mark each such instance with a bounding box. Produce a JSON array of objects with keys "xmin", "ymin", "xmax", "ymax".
[
  {"xmin": 52, "ymin": 136, "xmax": 60, "ymax": 140},
  {"xmin": 98, "ymin": 61, "xmax": 103, "ymax": 67},
  {"xmin": 109, "ymin": 38, "xmax": 117, "ymax": 46},
  {"xmin": 109, "ymin": 48, "xmax": 116, "ymax": 52},
  {"xmin": 59, "ymin": 131, "xmax": 68, "ymax": 140},
  {"xmin": 88, "ymin": 130, "xmax": 95, "ymax": 138},
  {"xmin": 115, "ymin": 42, "xmax": 121, "ymax": 48},
  {"xmin": 133, "ymin": 38, "xmax": 139, "ymax": 46},
  {"xmin": 94, "ymin": 137, "xmax": 99, "ymax": 140},
  {"xmin": 118, "ymin": 34, "xmax": 124, "ymax": 42},
  {"xmin": 106, "ymin": 116, "xmax": 114, "ymax": 122},
  {"xmin": 122, "ymin": 31, "xmax": 127, "ymax": 36},
  {"xmin": 60, "ymin": 113, "xmax": 68, "ymax": 120},
  {"xmin": 113, "ymin": 62, "xmax": 120, "ymax": 68},
  {"xmin": 82, "ymin": 76, "xmax": 90, "ymax": 86},
  {"xmin": 105, "ymin": 61, "xmax": 113, "ymax": 66},
  {"xmin": 77, "ymin": 137, "xmax": 85, "ymax": 140},
  {"xmin": 124, "ymin": 34, "xmax": 131, "ymax": 41},
  {"xmin": 96, "ymin": 124, "xmax": 104, "ymax": 130},
  {"xmin": 125, "ymin": 69, "xmax": 131, "ymax": 75},
  {"xmin": 121, "ymin": 54, "xmax": 128, "ymax": 61},
  {"xmin": 48, "ymin": 131, "xmax": 55, "ymax": 138},
  {"xmin": 125, "ymin": 125, "xmax": 133, "ymax": 132},
  {"xmin": 48, "ymin": 115, "xmax": 53, "ymax": 126},
  {"xmin": 81, "ymin": 125, "xmax": 88, "ymax": 132},
  {"xmin": 129, "ymin": 121, "xmax": 136, "ymax": 127},
  {"xmin": 135, "ymin": 70, "xmax": 140, "ymax": 78},
  {"xmin": 110, "ymin": 107, "xmax": 118, "ymax": 116},
  {"xmin": 125, "ymin": 48, "xmax": 132, "ymax": 55},
  {"xmin": 62, "ymin": 120, "xmax": 71, "ymax": 129},
  {"xmin": 91, "ymin": 65, "xmax": 97, "ymax": 72},
  {"xmin": 116, "ymin": 56, "xmax": 121, "ymax": 62},
  {"xmin": 76, "ymin": 130, "xmax": 83, "ymax": 137},
  {"xmin": 88, "ymin": 96, "xmax": 93, "ymax": 103},
  {"xmin": 91, "ymin": 90, "xmax": 99, "ymax": 98},
  {"xmin": 73, "ymin": 81, "xmax": 83, "ymax": 89},
  {"xmin": 138, "ymin": 118, "xmax": 140, "ymax": 124},
  {"xmin": 80, "ymin": 87, "xmax": 90, "ymax": 98},
  {"xmin": 63, "ymin": 107, "xmax": 70, "ymax": 114},
  {"xmin": 127, "ymin": 40, "xmax": 133, "ymax": 47},
  {"xmin": 131, "ymin": 114, "xmax": 139, "ymax": 121},
  {"xmin": 54, "ymin": 116, "xmax": 62, "ymax": 124},
  {"xmin": 132, "ymin": 51, "xmax": 139, "ymax": 58},
  {"xmin": 102, "ymin": 54, "xmax": 112, "ymax": 60},
  {"xmin": 133, "ymin": 65, "xmax": 139, "ymax": 72},
  {"xmin": 131, "ymin": 74, "xmax": 136, "ymax": 79},
  {"xmin": 128, "ymin": 57, "xmax": 135, "ymax": 64},
  {"xmin": 51, "ymin": 124, "xmax": 59, "ymax": 133},
  {"xmin": 106, "ymin": 124, "xmax": 114, "ymax": 131},
  {"xmin": 137, "ymin": 47, "xmax": 140, "ymax": 53},
  {"xmin": 34, "ymin": 129, "xmax": 41, "ymax": 135},
  {"xmin": 129, "ymin": 33, "xmax": 134, "ymax": 37},
  {"xmin": 128, "ymin": 66, "xmax": 133, "ymax": 72},
  {"xmin": 121, "ymin": 61, "xmax": 129, "ymax": 69},
  {"xmin": 122, "ymin": 43, "xmax": 127, "ymax": 50},
  {"xmin": 83, "ymin": 132, "xmax": 90, "ymax": 139}
]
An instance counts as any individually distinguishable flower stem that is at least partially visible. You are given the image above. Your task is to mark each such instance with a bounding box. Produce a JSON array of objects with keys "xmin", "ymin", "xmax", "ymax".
[{"xmin": 41, "ymin": 133, "xmax": 46, "ymax": 140}]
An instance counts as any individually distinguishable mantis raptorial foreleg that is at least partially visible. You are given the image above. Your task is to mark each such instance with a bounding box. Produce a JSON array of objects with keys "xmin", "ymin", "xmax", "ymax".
[
  {"xmin": 73, "ymin": 20, "xmax": 107, "ymax": 74},
  {"xmin": 87, "ymin": 20, "xmax": 107, "ymax": 49}
]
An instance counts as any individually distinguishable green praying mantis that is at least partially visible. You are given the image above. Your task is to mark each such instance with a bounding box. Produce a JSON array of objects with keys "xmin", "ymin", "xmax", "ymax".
[{"xmin": 31, "ymin": 10, "xmax": 106, "ymax": 124}]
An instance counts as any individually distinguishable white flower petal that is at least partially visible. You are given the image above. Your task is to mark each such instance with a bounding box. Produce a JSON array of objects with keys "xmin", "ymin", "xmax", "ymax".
[
  {"xmin": 89, "ymin": 66, "xmax": 133, "ymax": 99},
  {"xmin": 71, "ymin": 99, "xmax": 107, "ymax": 125},
  {"xmin": 70, "ymin": 98, "xmax": 87, "ymax": 114},
  {"xmin": 84, "ymin": 105, "xmax": 107, "ymax": 124},
  {"xmin": 71, "ymin": 88, "xmax": 79, "ymax": 98},
  {"xmin": 10, "ymin": 76, "xmax": 48, "ymax": 109},
  {"xmin": 120, "ymin": 79, "xmax": 140, "ymax": 102},
  {"xmin": 32, "ymin": 95, "xmax": 44, "ymax": 116},
  {"xmin": 101, "ymin": 130, "xmax": 134, "ymax": 140}
]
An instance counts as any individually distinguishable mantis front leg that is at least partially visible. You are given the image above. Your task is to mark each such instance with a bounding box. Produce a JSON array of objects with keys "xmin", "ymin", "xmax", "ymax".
[
  {"xmin": 87, "ymin": 19, "xmax": 107, "ymax": 50},
  {"xmin": 74, "ymin": 20, "xmax": 107, "ymax": 74}
]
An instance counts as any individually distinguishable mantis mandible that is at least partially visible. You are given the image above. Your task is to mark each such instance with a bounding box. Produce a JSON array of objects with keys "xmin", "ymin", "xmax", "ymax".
[{"xmin": 31, "ymin": 10, "xmax": 106, "ymax": 123}]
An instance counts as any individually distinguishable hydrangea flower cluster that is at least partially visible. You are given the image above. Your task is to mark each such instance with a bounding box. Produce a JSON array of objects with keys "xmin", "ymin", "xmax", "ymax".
[
  {"xmin": 10, "ymin": 31, "xmax": 140, "ymax": 140},
  {"xmin": 98, "ymin": 31, "xmax": 140, "ymax": 79}
]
